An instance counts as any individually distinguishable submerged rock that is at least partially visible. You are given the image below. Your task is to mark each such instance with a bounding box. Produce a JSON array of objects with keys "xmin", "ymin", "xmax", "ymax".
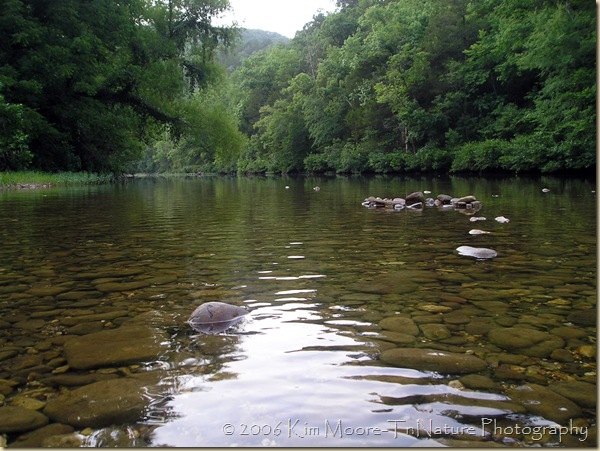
[
  {"xmin": 488, "ymin": 327, "xmax": 564, "ymax": 358},
  {"xmin": 419, "ymin": 323, "xmax": 452, "ymax": 341},
  {"xmin": 0, "ymin": 406, "xmax": 49, "ymax": 433},
  {"xmin": 505, "ymin": 384, "xmax": 581, "ymax": 424},
  {"xmin": 549, "ymin": 381, "xmax": 597, "ymax": 408},
  {"xmin": 379, "ymin": 317, "xmax": 419, "ymax": 336},
  {"xmin": 64, "ymin": 325, "xmax": 169, "ymax": 370},
  {"xmin": 11, "ymin": 423, "xmax": 75, "ymax": 448},
  {"xmin": 380, "ymin": 348, "xmax": 488, "ymax": 374},
  {"xmin": 456, "ymin": 246, "xmax": 498, "ymax": 259},
  {"xmin": 43, "ymin": 375, "xmax": 162, "ymax": 428}
]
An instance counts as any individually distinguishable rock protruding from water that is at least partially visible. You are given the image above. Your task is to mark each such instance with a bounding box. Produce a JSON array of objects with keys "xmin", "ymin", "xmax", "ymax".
[
  {"xmin": 361, "ymin": 192, "xmax": 481, "ymax": 212},
  {"xmin": 456, "ymin": 246, "xmax": 498, "ymax": 259},
  {"xmin": 380, "ymin": 348, "xmax": 488, "ymax": 374},
  {"xmin": 64, "ymin": 325, "xmax": 169, "ymax": 370},
  {"xmin": 187, "ymin": 301, "xmax": 248, "ymax": 334}
]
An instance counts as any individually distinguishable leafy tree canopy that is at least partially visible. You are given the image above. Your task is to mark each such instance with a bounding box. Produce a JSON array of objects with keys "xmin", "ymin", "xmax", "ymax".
[{"xmin": 0, "ymin": 0, "xmax": 238, "ymax": 172}]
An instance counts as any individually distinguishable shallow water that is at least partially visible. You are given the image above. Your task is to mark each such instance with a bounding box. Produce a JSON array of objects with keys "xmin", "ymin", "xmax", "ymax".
[{"xmin": 0, "ymin": 174, "xmax": 596, "ymax": 447}]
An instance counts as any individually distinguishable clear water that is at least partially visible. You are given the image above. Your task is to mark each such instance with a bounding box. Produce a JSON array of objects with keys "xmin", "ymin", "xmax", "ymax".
[{"xmin": 0, "ymin": 174, "xmax": 596, "ymax": 447}]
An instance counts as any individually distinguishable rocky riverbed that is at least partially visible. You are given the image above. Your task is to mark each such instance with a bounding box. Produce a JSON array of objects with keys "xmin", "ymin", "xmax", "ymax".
[
  {"xmin": 0, "ymin": 275, "xmax": 596, "ymax": 447},
  {"xmin": 0, "ymin": 177, "xmax": 596, "ymax": 447}
]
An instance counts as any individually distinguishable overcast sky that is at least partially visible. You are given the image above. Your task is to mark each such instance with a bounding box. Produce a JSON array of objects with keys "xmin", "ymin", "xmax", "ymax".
[{"xmin": 219, "ymin": 0, "xmax": 337, "ymax": 38}]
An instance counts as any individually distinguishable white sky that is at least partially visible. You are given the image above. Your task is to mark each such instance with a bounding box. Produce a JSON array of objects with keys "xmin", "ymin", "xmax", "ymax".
[{"xmin": 218, "ymin": 0, "xmax": 337, "ymax": 38}]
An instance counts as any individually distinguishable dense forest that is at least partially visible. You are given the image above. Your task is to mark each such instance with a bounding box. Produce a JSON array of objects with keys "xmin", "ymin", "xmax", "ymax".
[{"xmin": 0, "ymin": 0, "xmax": 596, "ymax": 175}]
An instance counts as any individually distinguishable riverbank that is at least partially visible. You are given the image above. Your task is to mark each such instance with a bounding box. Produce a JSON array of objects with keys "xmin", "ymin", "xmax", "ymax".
[{"xmin": 0, "ymin": 171, "xmax": 118, "ymax": 189}]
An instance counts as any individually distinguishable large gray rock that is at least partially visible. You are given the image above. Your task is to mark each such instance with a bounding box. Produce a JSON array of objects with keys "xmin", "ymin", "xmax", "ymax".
[
  {"xmin": 0, "ymin": 406, "xmax": 49, "ymax": 433},
  {"xmin": 187, "ymin": 302, "xmax": 248, "ymax": 334},
  {"xmin": 43, "ymin": 374, "xmax": 162, "ymax": 428},
  {"xmin": 488, "ymin": 327, "xmax": 564, "ymax": 358},
  {"xmin": 380, "ymin": 348, "xmax": 488, "ymax": 374},
  {"xmin": 506, "ymin": 384, "xmax": 582, "ymax": 424},
  {"xmin": 64, "ymin": 325, "xmax": 169, "ymax": 370}
]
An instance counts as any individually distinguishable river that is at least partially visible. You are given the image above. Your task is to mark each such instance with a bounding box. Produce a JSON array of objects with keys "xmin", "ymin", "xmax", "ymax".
[{"xmin": 0, "ymin": 174, "xmax": 596, "ymax": 447}]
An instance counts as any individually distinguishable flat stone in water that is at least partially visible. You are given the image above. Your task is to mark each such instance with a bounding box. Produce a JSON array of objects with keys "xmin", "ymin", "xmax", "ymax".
[
  {"xmin": 41, "ymin": 373, "xmax": 119, "ymax": 387},
  {"xmin": 43, "ymin": 375, "xmax": 161, "ymax": 428},
  {"xmin": 378, "ymin": 330, "xmax": 417, "ymax": 344},
  {"xmin": 458, "ymin": 374, "xmax": 500, "ymax": 390},
  {"xmin": 27, "ymin": 286, "xmax": 71, "ymax": 297},
  {"xmin": 95, "ymin": 280, "xmax": 152, "ymax": 292},
  {"xmin": 64, "ymin": 325, "xmax": 169, "ymax": 370},
  {"xmin": 14, "ymin": 319, "xmax": 46, "ymax": 330},
  {"xmin": 60, "ymin": 310, "xmax": 130, "ymax": 327},
  {"xmin": 417, "ymin": 304, "xmax": 453, "ymax": 313},
  {"xmin": 0, "ymin": 406, "xmax": 49, "ymax": 433},
  {"xmin": 456, "ymin": 246, "xmax": 498, "ymax": 259},
  {"xmin": 468, "ymin": 229, "xmax": 490, "ymax": 235},
  {"xmin": 11, "ymin": 423, "xmax": 75, "ymax": 448},
  {"xmin": 567, "ymin": 309, "xmax": 597, "ymax": 326},
  {"xmin": 56, "ymin": 291, "xmax": 103, "ymax": 300},
  {"xmin": 505, "ymin": 384, "xmax": 581, "ymax": 424},
  {"xmin": 488, "ymin": 327, "xmax": 565, "ymax": 357},
  {"xmin": 380, "ymin": 347, "xmax": 488, "ymax": 374},
  {"xmin": 379, "ymin": 317, "xmax": 419, "ymax": 336},
  {"xmin": 419, "ymin": 323, "xmax": 452, "ymax": 341},
  {"xmin": 549, "ymin": 381, "xmax": 597, "ymax": 408}
]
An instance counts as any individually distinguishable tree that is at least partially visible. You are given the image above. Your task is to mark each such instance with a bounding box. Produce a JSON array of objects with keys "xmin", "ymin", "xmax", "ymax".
[{"xmin": 0, "ymin": 0, "xmax": 237, "ymax": 172}]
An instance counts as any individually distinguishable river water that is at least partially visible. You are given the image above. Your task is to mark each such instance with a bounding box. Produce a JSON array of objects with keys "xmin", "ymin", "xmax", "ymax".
[{"xmin": 0, "ymin": 174, "xmax": 596, "ymax": 447}]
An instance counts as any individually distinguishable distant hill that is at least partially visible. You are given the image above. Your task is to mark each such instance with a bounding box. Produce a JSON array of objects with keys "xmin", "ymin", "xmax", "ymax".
[{"xmin": 218, "ymin": 29, "xmax": 290, "ymax": 72}]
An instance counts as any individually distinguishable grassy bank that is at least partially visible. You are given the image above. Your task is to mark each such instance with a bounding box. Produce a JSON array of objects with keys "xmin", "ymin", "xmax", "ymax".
[{"xmin": 0, "ymin": 171, "xmax": 117, "ymax": 188}]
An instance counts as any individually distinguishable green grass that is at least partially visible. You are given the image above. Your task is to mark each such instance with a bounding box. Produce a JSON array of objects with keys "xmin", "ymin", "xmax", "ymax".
[{"xmin": 0, "ymin": 171, "xmax": 116, "ymax": 187}]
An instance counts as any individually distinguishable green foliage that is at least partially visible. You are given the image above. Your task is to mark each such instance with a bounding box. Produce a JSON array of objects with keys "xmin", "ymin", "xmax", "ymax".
[
  {"xmin": 0, "ymin": 90, "xmax": 32, "ymax": 170},
  {"xmin": 0, "ymin": 0, "xmax": 238, "ymax": 173},
  {"xmin": 2, "ymin": 0, "xmax": 593, "ymax": 175},
  {"xmin": 227, "ymin": 0, "xmax": 595, "ymax": 174},
  {"xmin": 217, "ymin": 29, "xmax": 289, "ymax": 72}
]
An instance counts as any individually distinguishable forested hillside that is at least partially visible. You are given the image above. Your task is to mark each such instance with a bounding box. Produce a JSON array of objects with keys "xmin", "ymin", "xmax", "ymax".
[
  {"xmin": 0, "ymin": 0, "xmax": 595, "ymax": 175},
  {"xmin": 231, "ymin": 0, "xmax": 596, "ymax": 174},
  {"xmin": 217, "ymin": 29, "xmax": 289, "ymax": 72}
]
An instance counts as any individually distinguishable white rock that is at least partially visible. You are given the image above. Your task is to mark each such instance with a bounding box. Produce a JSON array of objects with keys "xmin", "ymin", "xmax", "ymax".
[
  {"xmin": 456, "ymin": 246, "xmax": 498, "ymax": 259},
  {"xmin": 469, "ymin": 229, "xmax": 490, "ymax": 235}
]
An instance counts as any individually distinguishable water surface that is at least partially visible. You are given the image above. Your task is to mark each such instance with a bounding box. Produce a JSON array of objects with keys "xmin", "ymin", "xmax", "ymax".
[{"xmin": 0, "ymin": 175, "xmax": 596, "ymax": 447}]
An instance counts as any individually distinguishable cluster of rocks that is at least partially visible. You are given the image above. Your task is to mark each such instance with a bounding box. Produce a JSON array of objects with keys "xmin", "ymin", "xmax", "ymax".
[
  {"xmin": 362, "ymin": 191, "xmax": 502, "ymax": 260},
  {"xmin": 362, "ymin": 191, "xmax": 482, "ymax": 212},
  {"xmin": 1, "ymin": 183, "xmax": 53, "ymax": 190},
  {"xmin": 362, "ymin": 307, "xmax": 597, "ymax": 445}
]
